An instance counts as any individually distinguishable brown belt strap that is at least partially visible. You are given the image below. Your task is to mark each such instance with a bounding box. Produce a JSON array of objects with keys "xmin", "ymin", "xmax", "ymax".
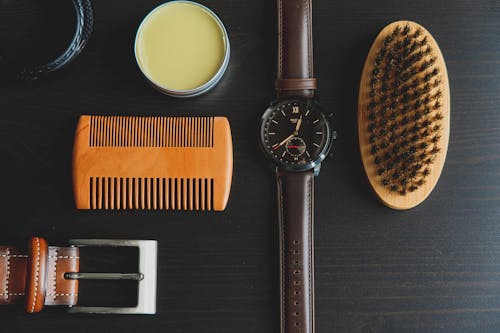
[{"xmin": 0, "ymin": 237, "xmax": 79, "ymax": 313}]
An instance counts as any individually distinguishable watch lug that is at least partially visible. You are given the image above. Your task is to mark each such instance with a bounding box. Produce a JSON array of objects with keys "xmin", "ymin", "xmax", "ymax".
[{"xmin": 313, "ymin": 164, "xmax": 321, "ymax": 176}]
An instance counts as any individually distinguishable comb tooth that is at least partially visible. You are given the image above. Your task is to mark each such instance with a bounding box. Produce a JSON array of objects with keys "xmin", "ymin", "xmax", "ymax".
[
  {"xmin": 90, "ymin": 177, "xmax": 95, "ymax": 209},
  {"xmin": 206, "ymin": 117, "xmax": 209, "ymax": 147},
  {"xmin": 148, "ymin": 117, "xmax": 152, "ymax": 147},
  {"xmin": 142, "ymin": 116, "xmax": 146, "ymax": 147},
  {"xmin": 145, "ymin": 117, "xmax": 150, "ymax": 147},
  {"xmin": 161, "ymin": 117, "xmax": 166, "ymax": 147},
  {"xmin": 115, "ymin": 177, "xmax": 120, "ymax": 209},
  {"xmin": 210, "ymin": 117, "xmax": 214, "ymax": 147},
  {"xmin": 119, "ymin": 116, "xmax": 124, "ymax": 147},
  {"xmin": 170, "ymin": 178, "xmax": 175, "ymax": 210},
  {"xmin": 195, "ymin": 117, "xmax": 199, "ymax": 147},
  {"xmin": 151, "ymin": 117, "xmax": 158, "ymax": 147},
  {"xmin": 108, "ymin": 117, "xmax": 113, "ymax": 147},
  {"xmin": 109, "ymin": 177, "xmax": 114, "ymax": 210},
  {"xmin": 117, "ymin": 116, "xmax": 122, "ymax": 147},
  {"xmin": 112, "ymin": 117, "xmax": 116, "ymax": 147},
  {"xmin": 181, "ymin": 117, "xmax": 185, "ymax": 147},
  {"xmin": 153, "ymin": 178, "xmax": 158, "ymax": 210},
  {"xmin": 164, "ymin": 178, "xmax": 169, "ymax": 210},
  {"xmin": 130, "ymin": 117, "xmax": 135, "ymax": 147},
  {"xmin": 135, "ymin": 116, "xmax": 140, "ymax": 147},
  {"xmin": 159, "ymin": 117, "xmax": 163, "ymax": 147},
  {"xmin": 114, "ymin": 116, "xmax": 119, "ymax": 147},
  {"xmin": 126, "ymin": 116, "xmax": 130, "ymax": 147},
  {"xmin": 166, "ymin": 118, "xmax": 171, "ymax": 147},
  {"xmin": 183, "ymin": 178, "xmax": 188, "ymax": 210},
  {"xmin": 137, "ymin": 117, "xmax": 141, "ymax": 147},
  {"xmin": 95, "ymin": 177, "xmax": 99, "ymax": 209},
  {"xmin": 200, "ymin": 178, "xmax": 205, "ymax": 210},
  {"xmin": 140, "ymin": 177, "xmax": 145, "ymax": 209},
  {"xmin": 188, "ymin": 178, "xmax": 194, "ymax": 210},
  {"xmin": 177, "ymin": 117, "xmax": 181, "ymax": 147},
  {"xmin": 177, "ymin": 178, "xmax": 182, "ymax": 210},
  {"xmin": 208, "ymin": 117, "xmax": 212, "ymax": 147},
  {"xmin": 133, "ymin": 178, "xmax": 138, "ymax": 209},
  {"xmin": 121, "ymin": 178, "xmax": 127, "ymax": 209},
  {"xmin": 103, "ymin": 177, "xmax": 109, "ymax": 209},
  {"xmin": 95, "ymin": 116, "xmax": 100, "ymax": 146},
  {"xmin": 97, "ymin": 116, "xmax": 102, "ymax": 146},
  {"xmin": 194, "ymin": 178, "xmax": 199, "ymax": 210},
  {"xmin": 184, "ymin": 118, "xmax": 188, "ymax": 147},
  {"xmin": 206, "ymin": 117, "xmax": 210, "ymax": 147},
  {"xmin": 135, "ymin": 117, "xmax": 140, "ymax": 147},
  {"xmin": 102, "ymin": 116, "xmax": 106, "ymax": 146},
  {"xmin": 206, "ymin": 178, "xmax": 212, "ymax": 210},
  {"xmin": 154, "ymin": 117, "xmax": 159, "ymax": 147},
  {"xmin": 166, "ymin": 117, "xmax": 170, "ymax": 147},
  {"xmin": 188, "ymin": 117, "xmax": 191, "ymax": 147},
  {"xmin": 157, "ymin": 117, "xmax": 161, "ymax": 147},
  {"xmin": 146, "ymin": 177, "xmax": 151, "ymax": 210},
  {"xmin": 127, "ymin": 178, "xmax": 132, "ymax": 209},
  {"xmin": 97, "ymin": 177, "xmax": 102, "ymax": 209},
  {"xmin": 183, "ymin": 117, "xmax": 187, "ymax": 147},
  {"xmin": 174, "ymin": 117, "xmax": 178, "ymax": 147},
  {"xmin": 102, "ymin": 116, "xmax": 107, "ymax": 146},
  {"xmin": 158, "ymin": 178, "xmax": 163, "ymax": 210},
  {"xmin": 186, "ymin": 118, "xmax": 189, "ymax": 147},
  {"xmin": 173, "ymin": 117, "xmax": 176, "ymax": 147},
  {"xmin": 200, "ymin": 117, "xmax": 206, "ymax": 147},
  {"xmin": 105, "ymin": 116, "xmax": 110, "ymax": 147},
  {"xmin": 89, "ymin": 116, "xmax": 94, "ymax": 147},
  {"xmin": 186, "ymin": 117, "xmax": 189, "ymax": 147},
  {"xmin": 116, "ymin": 177, "xmax": 121, "ymax": 209}
]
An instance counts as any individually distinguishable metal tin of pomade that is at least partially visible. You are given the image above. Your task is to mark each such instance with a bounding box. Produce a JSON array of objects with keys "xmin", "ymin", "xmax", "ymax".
[{"xmin": 134, "ymin": 1, "xmax": 230, "ymax": 97}]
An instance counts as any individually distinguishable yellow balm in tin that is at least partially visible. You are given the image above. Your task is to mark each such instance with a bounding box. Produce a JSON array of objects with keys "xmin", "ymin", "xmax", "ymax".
[{"xmin": 135, "ymin": 1, "xmax": 230, "ymax": 97}]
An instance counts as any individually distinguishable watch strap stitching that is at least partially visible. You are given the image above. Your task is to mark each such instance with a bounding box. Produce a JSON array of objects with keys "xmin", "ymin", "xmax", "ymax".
[
  {"xmin": 30, "ymin": 237, "xmax": 40, "ymax": 313},
  {"xmin": 307, "ymin": 174, "xmax": 314, "ymax": 332}
]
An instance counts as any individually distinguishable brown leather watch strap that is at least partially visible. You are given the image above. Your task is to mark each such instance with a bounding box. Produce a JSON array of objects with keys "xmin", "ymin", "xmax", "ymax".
[
  {"xmin": 276, "ymin": 0, "xmax": 316, "ymax": 99},
  {"xmin": 0, "ymin": 237, "xmax": 79, "ymax": 313},
  {"xmin": 277, "ymin": 170, "xmax": 314, "ymax": 333}
]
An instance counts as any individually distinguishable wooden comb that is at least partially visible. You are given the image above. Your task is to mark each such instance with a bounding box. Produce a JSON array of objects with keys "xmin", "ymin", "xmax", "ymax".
[{"xmin": 73, "ymin": 115, "xmax": 233, "ymax": 211}]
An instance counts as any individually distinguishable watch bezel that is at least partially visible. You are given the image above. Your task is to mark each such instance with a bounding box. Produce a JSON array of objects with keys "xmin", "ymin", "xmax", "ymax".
[{"xmin": 259, "ymin": 98, "xmax": 332, "ymax": 173}]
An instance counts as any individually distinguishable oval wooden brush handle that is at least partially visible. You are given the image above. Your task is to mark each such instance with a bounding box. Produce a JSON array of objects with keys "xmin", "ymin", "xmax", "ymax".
[{"xmin": 358, "ymin": 21, "xmax": 450, "ymax": 209}]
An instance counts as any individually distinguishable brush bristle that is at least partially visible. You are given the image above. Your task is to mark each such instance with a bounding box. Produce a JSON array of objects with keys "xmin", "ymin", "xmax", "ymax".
[{"xmin": 367, "ymin": 25, "xmax": 444, "ymax": 196}]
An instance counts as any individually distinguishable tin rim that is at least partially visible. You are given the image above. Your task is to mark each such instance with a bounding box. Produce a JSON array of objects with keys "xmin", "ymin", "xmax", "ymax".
[{"xmin": 134, "ymin": 0, "xmax": 230, "ymax": 97}]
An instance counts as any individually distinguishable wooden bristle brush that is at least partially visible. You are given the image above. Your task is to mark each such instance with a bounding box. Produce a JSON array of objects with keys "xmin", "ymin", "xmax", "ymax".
[{"xmin": 358, "ymin": 21, "xmax": 450, "ymax": 210}]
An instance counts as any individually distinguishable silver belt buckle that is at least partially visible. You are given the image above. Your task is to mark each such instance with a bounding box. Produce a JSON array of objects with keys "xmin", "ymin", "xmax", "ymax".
[{"xmin": 65, "ymin": 239, "xmax": 157, "ymax": 315}]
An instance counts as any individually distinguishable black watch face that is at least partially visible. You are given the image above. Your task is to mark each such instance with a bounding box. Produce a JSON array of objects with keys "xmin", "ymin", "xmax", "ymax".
[{"xmin": 260, "ymin": 100, "xmax": 331, "ymax": 171}]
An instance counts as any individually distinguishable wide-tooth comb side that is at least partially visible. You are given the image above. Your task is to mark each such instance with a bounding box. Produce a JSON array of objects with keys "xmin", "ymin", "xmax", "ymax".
[
  {"xmin": 73, "ymin": 116, "xmax": 232, "ymax": 211},
  {"xmin": 358, "ymin": 21, "xmax": 450, "ymax": 210}
]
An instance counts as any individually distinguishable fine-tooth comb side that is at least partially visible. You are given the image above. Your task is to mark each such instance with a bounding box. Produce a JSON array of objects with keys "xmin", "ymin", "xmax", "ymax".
[
  {"xmin": 73, "ymin": 116, "xmax": 232, "ymax": 211},
  {"xmin": 358, "ymin": 21, "xmax": 450, "ymax": 210}
]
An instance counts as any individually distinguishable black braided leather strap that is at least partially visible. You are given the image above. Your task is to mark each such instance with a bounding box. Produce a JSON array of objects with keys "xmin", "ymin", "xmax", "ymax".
[{"xmin": 19, "ymin": 0, "xmax": 93, "ymax": 81}]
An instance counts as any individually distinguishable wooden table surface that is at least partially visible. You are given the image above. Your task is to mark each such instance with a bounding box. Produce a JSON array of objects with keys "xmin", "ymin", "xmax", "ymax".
[{"xmin": 1, "ymin": 0, "xmax": 500, "ymax": 332}]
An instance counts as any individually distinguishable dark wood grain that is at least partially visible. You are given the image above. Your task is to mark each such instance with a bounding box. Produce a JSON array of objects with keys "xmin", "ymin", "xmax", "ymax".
[{"xmin": 1, "ymin": 0, "xmax": 500, "ymax": 332}]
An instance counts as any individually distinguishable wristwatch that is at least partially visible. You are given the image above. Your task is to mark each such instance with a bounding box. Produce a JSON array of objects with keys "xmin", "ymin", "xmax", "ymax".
[
  {"xmin": 0, "ymin": 237, "xmax": 157, "ymax": 314},
  {"xmin": 259, "ymin": 0, "xmax": 334, "ymax": 332}
]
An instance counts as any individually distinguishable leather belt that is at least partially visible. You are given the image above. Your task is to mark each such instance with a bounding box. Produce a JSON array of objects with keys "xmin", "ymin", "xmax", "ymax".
[
  {"xmin": 276, "ymin": 0, "xmax": 316, "ymax": 99},
  {"xmin": 0, "ymin": 237, "xmax": 157, "ymax": 314},
  {"xmin": 277, "ymin": 171, "xmax": 314, "ymax": 333}
]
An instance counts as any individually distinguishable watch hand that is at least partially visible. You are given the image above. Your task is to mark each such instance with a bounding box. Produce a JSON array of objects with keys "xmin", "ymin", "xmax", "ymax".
[
  {"xmin": 295, "ymin": 115, "xmax": 302, "ymax": 134},
  {"xmin": 272, "ymin": 133, "xmax": 295, "ymax": 150}
]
